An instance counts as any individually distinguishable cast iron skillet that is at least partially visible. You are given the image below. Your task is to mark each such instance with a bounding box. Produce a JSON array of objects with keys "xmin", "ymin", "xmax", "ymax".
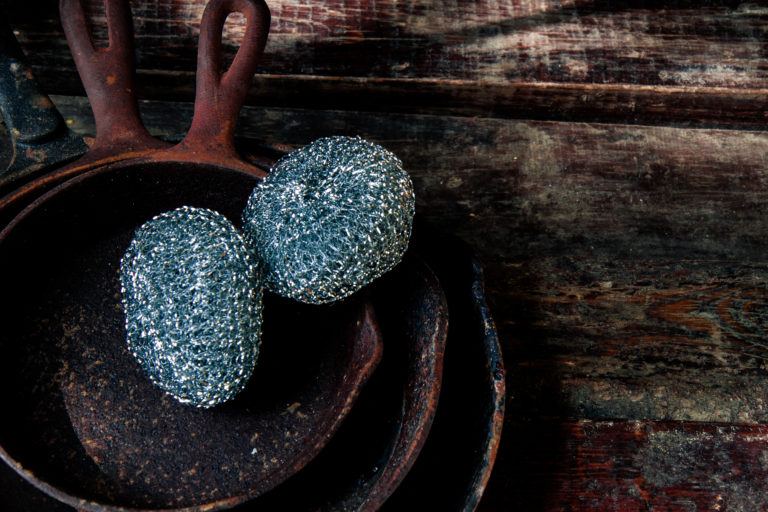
[{"xmin": 0, "ymin": 0, "xmax": 384, "ymax": 510}]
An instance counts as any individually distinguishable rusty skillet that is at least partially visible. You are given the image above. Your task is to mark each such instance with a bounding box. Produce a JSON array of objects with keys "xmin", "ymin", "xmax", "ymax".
[{"xmin": 0, "ymin": 0, "xmax": 383, "ymax": 510}]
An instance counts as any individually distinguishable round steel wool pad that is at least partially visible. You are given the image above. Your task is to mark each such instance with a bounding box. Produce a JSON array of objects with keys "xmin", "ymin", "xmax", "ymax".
[
  {"xmin": 120, "ymin": 206, "xmax": 263, "ymax": 408},
  {"xmin": 242, "ymin": 136, "xmax": 415, "ymax": 304}
]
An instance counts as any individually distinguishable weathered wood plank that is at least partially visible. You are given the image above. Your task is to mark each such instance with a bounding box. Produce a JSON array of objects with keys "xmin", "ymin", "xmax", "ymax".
[
  {"xmin": 12, "ymin": 0, "xmax": 768, "ymax": 86},
  {"xmin": 6, "ymin": 1, "xmax": 768, "ymax": 127},
  {"xmin": 481, "ymin": 419, "xmax": 768, "ymax": 511},
  {"xmin": 52, "ymin": 94, "xmax": 768, "ymax": 424}
]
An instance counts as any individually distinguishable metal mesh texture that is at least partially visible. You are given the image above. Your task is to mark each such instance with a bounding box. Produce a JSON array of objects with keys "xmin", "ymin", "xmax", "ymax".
[
  {"xmin": 242, "ymin": 136, "xmax": 415, "ymax": 304},
  {"xmin": 120, "ymin": 206, "xmax": 263, "ymax": 408}
]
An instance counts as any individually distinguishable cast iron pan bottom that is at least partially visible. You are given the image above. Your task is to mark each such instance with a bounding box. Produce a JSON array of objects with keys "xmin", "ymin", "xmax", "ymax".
[{"xmin": 0, "ymin": 162, "xmax": 379, "ymax": 509}]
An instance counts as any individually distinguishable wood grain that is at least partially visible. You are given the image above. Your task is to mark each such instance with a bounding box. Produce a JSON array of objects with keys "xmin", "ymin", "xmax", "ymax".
[
  {"xmin": 482, "ymin": 419, "xmax": 768, "ymax": 511},
  {"xmin": 5, "ymin": 1, "xmax": 768, "ymax": 127},
  {"xmin": 52, "ymin": 94, "xmax": 768, "ymax": 426}
]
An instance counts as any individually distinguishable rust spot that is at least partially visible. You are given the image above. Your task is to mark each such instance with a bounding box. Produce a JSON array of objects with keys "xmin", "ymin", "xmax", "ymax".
[
  {"xmin": 24, "ymin": 147, "xmax": 46, "ymax": 162},
  {"xmin": 34, "ymin": 95, "xmax": 54, "ymax": 109},
  {"xmin": 106, "ymin": 74, "xmax": 117, "ymax": 86}
]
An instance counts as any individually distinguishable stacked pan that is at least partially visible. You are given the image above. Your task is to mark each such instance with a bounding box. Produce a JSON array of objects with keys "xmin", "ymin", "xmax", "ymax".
[{"xmin": 0, "ymin": 1, "xmax": 505, "ymax": 510}]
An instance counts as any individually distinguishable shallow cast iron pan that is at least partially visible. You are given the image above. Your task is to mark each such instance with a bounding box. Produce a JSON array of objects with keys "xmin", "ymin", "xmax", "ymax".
[
  {"xmin": 0, "ymin": 0, "xmax": 505, "ymax": 508},
  {"xmin": 0, "ymin": 0, "xmax": 386, "ymax": 509},
  {"xmin": 0, "ymin": 135, "xmax": 385, "ymax": 512},
  {"xmin": 383, "ymin": 233, "xmax": 505, "ymax": 511}
]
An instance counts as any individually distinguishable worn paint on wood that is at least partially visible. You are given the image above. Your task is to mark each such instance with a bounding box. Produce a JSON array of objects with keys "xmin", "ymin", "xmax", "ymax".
[{"xmin": 6, "ymin": 1, "xmax": 768, "ymax": 126}]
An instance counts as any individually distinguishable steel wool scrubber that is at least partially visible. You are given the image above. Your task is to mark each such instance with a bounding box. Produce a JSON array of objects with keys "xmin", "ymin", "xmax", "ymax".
[
  {"xmin": 120, "ymin": 206, "xmax": 263, "ymax": 408},
  {"xmin": 242, "ymin": 136, "xmax": 415, "ymax": 304}
]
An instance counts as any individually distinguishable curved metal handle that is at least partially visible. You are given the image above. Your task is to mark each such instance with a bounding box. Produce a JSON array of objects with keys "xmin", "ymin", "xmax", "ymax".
[
  {"xmin": 179, "ymin": 0, "xmax": 270, "ymax": 162},
  {"xmin": 0, "ymin": 18, "xmax": 86, "ymax": 190},
  {"xmin": 58, "ymin": 0, "xmax": 162, "ymax": 154}
]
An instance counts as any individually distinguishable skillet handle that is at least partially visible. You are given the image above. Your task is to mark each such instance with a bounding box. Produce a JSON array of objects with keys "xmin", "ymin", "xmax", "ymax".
[
  {"xmin": 59, "ymin": 0, "xmax": 164, "ymax": 156},
  {"xmin": 177, "ymin": 0, "xmax": 270, "ymax": 170}
]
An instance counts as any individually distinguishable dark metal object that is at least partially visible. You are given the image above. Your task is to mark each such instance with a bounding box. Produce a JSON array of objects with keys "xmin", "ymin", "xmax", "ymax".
[
  {"xmin": 0, "ymin": 237, "xmax": 505, "ymax": 512},
  {"xmin": 0, "ymin": 0, "xmax": 386, "ymax": 510},
  {"xmin": 0, "ymin": 17, "xmax": 86, "ymax": 193},
  {"xmin": 57, "ymin": 0, "xmax": 163, "ymax": 161}
]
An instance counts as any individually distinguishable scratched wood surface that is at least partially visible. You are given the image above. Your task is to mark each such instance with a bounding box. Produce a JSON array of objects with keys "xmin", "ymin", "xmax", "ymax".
[
  {"xmin": 3, "ymin": 0, "xmax": 768, "ymax": 510},
  {"xmin": 4, "ymin": 0, "xmax": 768, "ymax": 127}
]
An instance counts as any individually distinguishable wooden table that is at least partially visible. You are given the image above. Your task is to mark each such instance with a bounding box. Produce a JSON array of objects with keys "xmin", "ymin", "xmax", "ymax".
[{"xmin": 5, "ymin": 0, "xmax": 768, "ymax": 509}]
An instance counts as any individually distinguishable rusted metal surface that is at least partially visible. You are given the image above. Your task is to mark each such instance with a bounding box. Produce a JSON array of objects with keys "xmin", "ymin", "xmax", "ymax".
[
  {"xmin": 0, "ymin": 18, "xmax": 86, "ymax": 193},
  {"xmin": 165, "ymin": 0, "xmax": 269, "ymax": 173},
  {"xmin": 58, "ymin": 0, "xmax": 167, "ymax": 161}
]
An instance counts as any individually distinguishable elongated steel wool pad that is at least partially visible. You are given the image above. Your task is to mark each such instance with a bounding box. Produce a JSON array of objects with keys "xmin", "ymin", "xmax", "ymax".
[
  {"xmin": 120, "ymin": 206, "xmax": 263, "ymax": 408},
  {"xmin": 242, "ymin": 136, "xmax": 415, "ymax": 304}
]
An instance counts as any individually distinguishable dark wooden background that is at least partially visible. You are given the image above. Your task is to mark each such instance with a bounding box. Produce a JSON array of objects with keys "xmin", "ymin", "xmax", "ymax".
[{"xmin": 5, "ymin": 0, "xmax": 768, "ymax": 509}]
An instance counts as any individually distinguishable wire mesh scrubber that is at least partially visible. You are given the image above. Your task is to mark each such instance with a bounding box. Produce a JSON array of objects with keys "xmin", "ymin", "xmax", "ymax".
[
  {"xmin": 243, "ymin": 136, "xmax": 415, "ymax": 304},
  {"xmin": 120, "ymin": 206, "xmax": 262, "ymax": 407}
]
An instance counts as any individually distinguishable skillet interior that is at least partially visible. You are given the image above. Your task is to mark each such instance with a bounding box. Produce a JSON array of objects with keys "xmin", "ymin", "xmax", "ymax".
[{"xmin": 0, "ymin": 162, "xmax": 379, "ymax": 509}]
